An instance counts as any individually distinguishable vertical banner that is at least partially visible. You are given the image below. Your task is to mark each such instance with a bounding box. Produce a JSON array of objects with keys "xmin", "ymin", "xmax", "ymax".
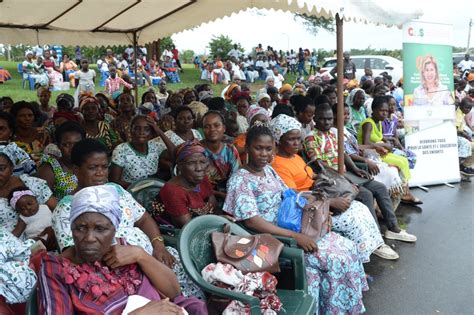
[{"xmin": 402, "ymin": 21, "xmax": 460, "ymax": 186}]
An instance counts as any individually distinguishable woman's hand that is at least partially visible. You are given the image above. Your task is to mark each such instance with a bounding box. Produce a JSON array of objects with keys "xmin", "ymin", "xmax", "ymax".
[
  {"xmin": 293, "ymin": 233, "xmax": 318, "ymax": 253},
  {"xmin": 130, "ymin": 299, "xmax": 185, "ymax": 315},
  {"xmin": 152, "ymin": 243, "xmax": 176, "ymax": 268},
  {"xmin": 374, "ymin": 146, "xmax": 388, "ymax": 156},
  {"xmin": 366, "ymin": 160, "xmax": 380, "ymax": 175},
  {"xmin": 329, "ymin": 197, "xmax": 352, "ymax": 213},
  {"xmin": 103, "ymin": 244, "xmax": 145, "ymax": 269},
  {"xmin": 37, "ymin": 227, "xmax": 57, "ymax": 251},
  {"xmin": 353, "ymin": 168, "xmax": 372, "ymax": 180},
  {"xmin": 145, "ymin": 116, "xmax": 163, "ymax": 136}
]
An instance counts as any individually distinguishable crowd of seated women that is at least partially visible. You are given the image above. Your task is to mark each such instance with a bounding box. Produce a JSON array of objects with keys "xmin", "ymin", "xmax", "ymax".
[{"xmin": 2, "ymin": 68, "xmax": 473, "ymax": 315}]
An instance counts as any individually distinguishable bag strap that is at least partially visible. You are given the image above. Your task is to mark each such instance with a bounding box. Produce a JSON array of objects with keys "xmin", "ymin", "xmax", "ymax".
[{"xmin": 221, "ymin": 224, "xmax": 259, "ymax": 259}]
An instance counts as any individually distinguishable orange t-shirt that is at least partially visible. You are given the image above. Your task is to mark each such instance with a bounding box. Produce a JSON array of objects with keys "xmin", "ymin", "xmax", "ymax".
[
  {"xmin": 234, "ymin": 133, "xmax": 247, "ymax": 163},
  {"xmin": 271, "ymin": 154, "xmax": 314, "ymax": 192}
]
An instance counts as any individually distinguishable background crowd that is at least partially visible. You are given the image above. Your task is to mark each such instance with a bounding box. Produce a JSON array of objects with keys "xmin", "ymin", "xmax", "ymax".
[{"xmin": 0, "ymin": 44, "xmax": 473, "ymax": 315}]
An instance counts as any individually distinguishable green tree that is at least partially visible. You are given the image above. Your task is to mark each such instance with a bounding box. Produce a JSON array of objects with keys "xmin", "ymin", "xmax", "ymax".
[
  {"xmin": 208, "ymin": 35, "xmax": 243, "ymax": 59},
  {"xmin": 293, "ymin": 14, "xmax": 335, "ymax": 35},
  {"xmin": 159, "ymin": 37, "xmax": 174, "ymax": 52},
  {"xmin": 181, "ymin": 49, "xmax": 195, "ymax": 63}
]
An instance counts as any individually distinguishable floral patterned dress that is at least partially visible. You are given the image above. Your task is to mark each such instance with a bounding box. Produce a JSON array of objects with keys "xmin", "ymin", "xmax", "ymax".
[
  {"xmin": 223, "ymin": 166, "xmax": 368, "ymax": 314},
  {"xmin": 0, "ymin": 175, "xmax": 53, "ymax": 232},
  {"xmin": 164, "ymin": 129, "xmax": 203, "ymax": 146},
  {"xmin": 40, "ymin": 156, "xmax": 78, "ymax": 200},
  {"xmin": 0, "ymin": 229, "xmax": 37, "ymax": 303},
  {"xmin": 51, "ymin": 182, "xmax": 205, "ymax": 300},
  {"xmin": 111, "ymin": 141, "xmax": 166, "ymax": 184}
]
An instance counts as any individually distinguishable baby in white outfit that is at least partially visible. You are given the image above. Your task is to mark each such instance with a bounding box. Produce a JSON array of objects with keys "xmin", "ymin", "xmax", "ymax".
[{"xmin": 9, "ymin": 188, "xmax": 52, "ymax": 246}]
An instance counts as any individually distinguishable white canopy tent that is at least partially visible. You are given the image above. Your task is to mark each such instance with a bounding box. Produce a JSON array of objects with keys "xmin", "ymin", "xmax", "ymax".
[
  {"xmin": 0, "ymin": 0, "xmax": 423, "ymax": 173},
  {"xmin": 1, "ymin": 0, "xmax": 421, "ymax": 46}
]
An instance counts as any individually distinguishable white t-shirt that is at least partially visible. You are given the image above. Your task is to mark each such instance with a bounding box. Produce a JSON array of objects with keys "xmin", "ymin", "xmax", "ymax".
[
  {"xmin": 117, "ymin": 60, "xmax": 129, "ymax": 71},
  {"xmin": 228, "ymin": 49, "xmax": 242, "ymax": 60},
  {"xmin": 75, "ymin": 69, "xmax": 96, "ymax": 85},
  {"xmin": 125, "ymin": 47, "xmax": 134, "ymax": 57},
  {"xmin": 20, "ymin": 204, "xmax": 52, "ymax": 239},
  {"xmin": 458, "ymin": 59, "xmax": 474, "ymax": 72},
  {"xmin": 272, "ymin": 73, "xmax": 284, "ymax": 89}
]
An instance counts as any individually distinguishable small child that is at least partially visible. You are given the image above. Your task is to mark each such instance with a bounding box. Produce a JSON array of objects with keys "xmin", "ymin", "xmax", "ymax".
[
  {"xmin": 105, "ymin": 65, "xmax": 133, "ymax": 95},
  {"xmin": 74, "ymin": 58, "xmax": 96, "ymax": 107},
  {"xmin": 9, "ymin": 187, "xmax": 53, "ymax": 249}
]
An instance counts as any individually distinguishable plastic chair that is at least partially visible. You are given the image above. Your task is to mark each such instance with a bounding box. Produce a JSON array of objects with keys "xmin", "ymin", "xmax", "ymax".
[
  {"xmin": 17, "ymin": 63, "xmax": 35, "ymax": 90},
  {"xmin": 178, "ymin": 215, "xmax": 316, "ymax": 315},
  {"xmin": 25, "ymin": 288, "xmax": 38, "ymax": 315},
  {"xmin": 99, "ymin": 70, "xmax": 109, "ymax": 87},
  {"xmin": 127, "ymin": 178, "xmax": 179, "ymax": 246}
]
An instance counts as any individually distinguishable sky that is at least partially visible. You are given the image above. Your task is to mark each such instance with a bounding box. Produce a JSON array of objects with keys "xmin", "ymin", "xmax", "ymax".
[{"xmin": 172, "ymin": 1, "xmax": 473, "ymax": 55}]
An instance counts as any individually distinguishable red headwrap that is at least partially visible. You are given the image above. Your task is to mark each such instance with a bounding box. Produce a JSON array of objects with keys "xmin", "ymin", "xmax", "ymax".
[
  {"xmin": 232, "ymin": 91, "xmax": 250, "ymax": 104},
  {"xmin": 175, "ymin": 139, "xmax": 206, "ymax": 164},
  {"xmin": 53, "ymin": 111, "xmax": 80, "ymax": 122}
]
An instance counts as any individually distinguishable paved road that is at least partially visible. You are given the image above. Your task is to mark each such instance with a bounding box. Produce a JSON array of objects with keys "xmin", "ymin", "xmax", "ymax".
[{"xmin": 363, "ymin": 181, "xmax": 474, "ymax": 315}]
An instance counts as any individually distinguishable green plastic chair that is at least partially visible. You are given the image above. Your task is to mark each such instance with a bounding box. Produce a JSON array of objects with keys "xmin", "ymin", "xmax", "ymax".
[
  {"xmin": 26, "ymin": 288, "xmax": 38, "ymax": 315},
  {"xmin": 178, "ymin": 215, "xmax": 316, "ymax": 315},
  {"xmin": 127, "ymin": 178, "xmax": 179, "ymax": 246}
]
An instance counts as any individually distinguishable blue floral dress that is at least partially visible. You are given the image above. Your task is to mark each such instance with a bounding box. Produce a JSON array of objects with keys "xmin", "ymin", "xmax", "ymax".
[{"xmin": 224, "ymin": 166, "xmax": 368, "ymax": 314}]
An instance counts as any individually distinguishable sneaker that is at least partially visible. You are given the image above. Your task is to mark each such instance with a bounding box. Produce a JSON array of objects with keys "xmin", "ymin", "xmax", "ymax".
[
  {"xmin": 385, "ymin": 229, "xmax": 417, "ymax": 243},
  {"xmin": 373, "ymin": 244, "xmax": 399, "ymax": 260},
  {"xmin": 460, "ymin": 166, "xmax": 474, "ymax": 176}
]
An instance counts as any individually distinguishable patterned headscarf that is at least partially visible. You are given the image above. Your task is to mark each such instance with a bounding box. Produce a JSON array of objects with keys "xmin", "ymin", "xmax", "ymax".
[
  {"xmin": 279, "ymin": 84, "xmax": 292, "ymax": 95},
  {"xmin": 71, "ymin": 185, "xmax": 122, "ymax": 230},
  {"xmin": 53, "ymin": 111, "xmax": 80, "ymax": 122},
  {"xmin": 188, "ymin": 101, "xmax": 209, "ymax": 123},
  {"xmin": 246, "ymin": 105, "xmax": 269, "ymax": 125},
  {"xmin": 270, "ymin": 114, "xmax": 302, "ymax": 144},
  {"xmin": 347, "ymin": 88, "xmax": 366, "ymax": 107},
  {"xmin": 175, "ymin": 139, "xmax": 206, "ymax": 164},
  {"xmin": 224, "ymin": 83, "xmax": 240, "ymax": 101},
  {"xmin": 0, "ymin": 142, "xmax": 29, "ymax": 167},
  {"xmin": 79, "ymin": 95, "xmax": 100, "ymax": 111}
]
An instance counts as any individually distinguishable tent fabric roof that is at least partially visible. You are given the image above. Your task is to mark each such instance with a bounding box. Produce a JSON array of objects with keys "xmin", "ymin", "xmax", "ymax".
[{"xmin": 0, "ymin": 0, "xmax": 423, "ymax": 46}]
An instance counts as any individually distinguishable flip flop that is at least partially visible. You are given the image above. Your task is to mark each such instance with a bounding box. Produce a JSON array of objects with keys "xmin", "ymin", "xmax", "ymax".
[{"xmin": 400, "ymin": 198, "xmax": 423, "ymax": 205}]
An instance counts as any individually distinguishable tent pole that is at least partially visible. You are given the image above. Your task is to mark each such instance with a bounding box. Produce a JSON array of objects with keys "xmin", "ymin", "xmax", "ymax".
[
  {"xmin": 336, "ymin": 13, "xmax": 344, "ymax": 175},
  {"xmin": 133, "ymin": 32, "xmax": 139, "ymax": 105}
]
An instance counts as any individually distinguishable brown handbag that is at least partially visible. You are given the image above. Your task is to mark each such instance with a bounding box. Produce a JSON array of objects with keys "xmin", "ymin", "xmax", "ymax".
[
  {"xmin": 298, "ymin": 191, "xmax": 332, "ymax": 242},
  {"xmin": 211, "ymin": 224, "xmax": 284, "ymax": 274},
  {"xmin": 308, "ymin": 159, "xmax": 358, "ymax": 201}
]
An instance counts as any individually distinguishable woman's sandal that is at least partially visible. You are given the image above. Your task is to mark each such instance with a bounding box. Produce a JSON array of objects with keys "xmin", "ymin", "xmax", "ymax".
[{"xmin": 400, "ymin": 197, "xmax": 423, "ymax": 205}]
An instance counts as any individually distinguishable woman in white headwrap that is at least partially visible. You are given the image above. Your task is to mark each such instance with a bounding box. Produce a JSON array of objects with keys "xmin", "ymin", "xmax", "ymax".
[{"xmin": 38, "ymin": 185, "xmax": 207, "ymax": 314}]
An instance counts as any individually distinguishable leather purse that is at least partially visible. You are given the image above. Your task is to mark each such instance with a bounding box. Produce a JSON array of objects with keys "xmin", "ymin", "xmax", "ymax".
[
  {"xmin": 211, "ymin": 224, "xmax": 283, "ymax": 274},
  {"xmin": 308, "ymin": 159, "xmax": 358, "ymax": 201},
  {"xmin": 299, "ymin": 191, "xmax": 332, "ymax": 242}
]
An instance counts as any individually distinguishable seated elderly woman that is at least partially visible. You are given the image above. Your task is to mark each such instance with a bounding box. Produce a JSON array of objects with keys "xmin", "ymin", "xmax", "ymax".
[
  {"xmin": 223, "ymin": 125, "xmax": 368, "ymax": 314},
  {"xmin": 52, "ymin": 139, "xmax": 205, "ymax": 299},
  {"xmin": 39, "ymin": 185, "xmax": 206, "ymax": 314},
  {"xmin": 154, "ymin": 140, "xmax": 217, "ymax": 228}
]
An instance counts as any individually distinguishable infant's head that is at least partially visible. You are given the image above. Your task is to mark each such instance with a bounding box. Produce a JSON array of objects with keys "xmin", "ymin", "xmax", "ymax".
[{"xmin": 9, "ymin": 187, "xmax": 39, "ymax": 217}]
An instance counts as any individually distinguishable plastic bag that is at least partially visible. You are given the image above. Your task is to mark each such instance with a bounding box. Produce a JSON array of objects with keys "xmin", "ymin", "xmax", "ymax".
[{"xmin": 277, "ymin": 189, "xmax": 307, "ymax": 232}]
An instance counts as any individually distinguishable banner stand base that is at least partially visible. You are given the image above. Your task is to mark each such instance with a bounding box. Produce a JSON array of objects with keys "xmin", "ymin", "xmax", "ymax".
[
  {"xmin": 417, "ymin": 185, "xmax": 429, "ymax": 192},
  {"xmin": 443, "ymin": 183, "xmax": 455, "ymax": 188}
]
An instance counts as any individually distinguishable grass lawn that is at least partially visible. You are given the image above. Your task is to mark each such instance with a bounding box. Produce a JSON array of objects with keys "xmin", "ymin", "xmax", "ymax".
[{"xmin": 0, "ymin": 61, "xmax": 301, "ymax": 103}]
